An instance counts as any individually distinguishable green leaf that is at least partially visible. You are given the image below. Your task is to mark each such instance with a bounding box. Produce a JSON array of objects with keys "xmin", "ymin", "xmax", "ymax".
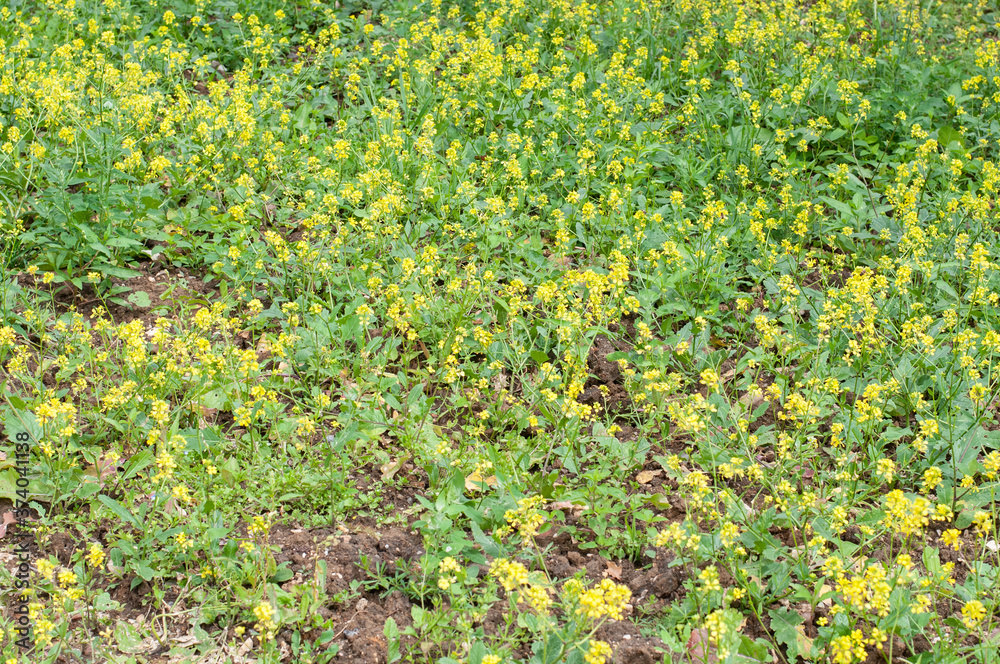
[
  {"xmin": 935, "ymin": 279, "xmax": 959, "ymax": 302},
  {"xmin": 2, "ymin": 406, "xmax": 42, "ymax": 444},
  {"xmin": 937, "ymin": 126, "xmax": 964, "ymax": 148},
  {"xmin": 97, "ymin": 494, "xmax": 141, "ymax": 530},
  {"xmin": 471, "ymin": 522, "xmax": 501, "ymax": 558},
  {"xmin": 384, "ymin": 618, "xmax": 401, "ymax": 663},
  {"xmin": 270, "ymin": 566, "xmax": 294, "ymax": 583},
  {"xmin": 75, "ymin": 480, "xmax": 102, "ymax": 500},
  {"xmin": 0, "ymin": 469, "xmax": 18, "ymax": 503},
  {"xmin": 121, "ymin": 449, "xmax": 153, "ymax": 481},
  {"xmin": 127, "ymin": 290, "xmax": 151, "ymax": 308},
  {"xmin": 114, "ymin": 622, "xmax": 144, "ymax": 652},
  {"xmin": 219, "ymin": 457, "xmax": 239, "ymax": 483},
  {"xmin": 768, "ymin": 607, "xmax": 805, "ymax": 659}
]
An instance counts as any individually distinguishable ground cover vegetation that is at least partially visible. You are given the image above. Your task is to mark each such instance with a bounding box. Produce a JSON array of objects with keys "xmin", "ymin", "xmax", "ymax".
[{"xmin": 1, "ymin": 0, "xmax": 1000, "ymax": 661}]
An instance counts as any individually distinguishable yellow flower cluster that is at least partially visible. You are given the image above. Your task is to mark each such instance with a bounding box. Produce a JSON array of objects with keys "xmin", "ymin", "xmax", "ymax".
[
  {"xmin": 498, "ymin": 495, "xmax": 547, "ymax": 542},
  {"xmin": 489, "ymin": 558, "xmax": 530, "ymax": 592},
  {"xmin": 575, "ymin": 579, "xmax": 631, "ymax": 621},
  {"xmin": 881, "ymin": 490, "xmax": 931, "ymax": 537},
  {"xmin": 438, "ymin": 556, "xmax": 461, "ymax": 590},
  {"xmin": 583, "ymin": 640, "xmax": 612, "ymax": 664}
]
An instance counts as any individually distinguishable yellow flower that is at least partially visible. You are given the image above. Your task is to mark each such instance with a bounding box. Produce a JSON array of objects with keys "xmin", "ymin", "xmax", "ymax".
[
  {"xmin": 577, "ymin": 579, "xmax": 631, "ymax": 621},
  {"xmin": 700, "ymin": 368, "xmax": 720, "ymax": 391},
  {"xmin": 698, "ymin": 566, "xmax": 721, "ymax": 593},
  {"xmin": 57, "ymin": 569, "xmax": 77, "ymax": 587},
  {"xmin": 882, "ymin": 490, "xmax": 930, "ymax": 536},
  {"xmin": 520, "ymin": 583, "xmax": 551, "ymax": 615},
  {"xmin": 972, "ymin": 511, "xmax": 993, "ymax": 535},
  {"xmin": 875, "ymin": 458, "xmax": 895, "ymax": 483},
  {"xmin": 254, "ymin": 600, "xmax": 276, "ymax": 632},
  {"xmin": 489, "ymin": 558, "xmax": 530, "ymax": 591},
  {"xmin": 584, "ymin": 640, "xmax": 612, "ymax": 664},
  {"xmin": 941, "ymin": 529, "xmax": 962, "ymax": 550},
  {"xmin": 984, "ymin": 451, "xmax": 1000, "ymax": 480},
  {"xmin": 439, "ymin": 557, "xmax": 461, "ymax": 574},
  {"xmin": 921, "ymin": 467, "xmax": 943, "ymax": 493},
  {"xmin": 830, "ymin": 629, "xmax": 866, "ymax": 664},
  {"xmin": 85, "ymin": 543, "xmax": 106, "ymax": 568},
  {"xmin": 961, "ymin": 600, "xmax": 986, "ymax": 630},
  {"xmin": 502, "ymin": 495, "xmax": 547, "ymax": 542},
  {"xmin": 36, "ymin": 558, "xmax": 55, "ymax": 582},
  {"xmin": 247, "ymin": 515, "xmax": 270, "ymax": 537}
]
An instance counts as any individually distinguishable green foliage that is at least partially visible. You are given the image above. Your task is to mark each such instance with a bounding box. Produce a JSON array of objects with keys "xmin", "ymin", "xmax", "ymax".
[{"xmin": 4, "ymin": 0, "xmax": 1000, "ymax": 662}]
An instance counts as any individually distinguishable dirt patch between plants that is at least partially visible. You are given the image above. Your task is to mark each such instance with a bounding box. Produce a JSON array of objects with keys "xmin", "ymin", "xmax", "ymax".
[{"xmin": 18, "ymin": 261, "xmax": 219, "ymax": 329}]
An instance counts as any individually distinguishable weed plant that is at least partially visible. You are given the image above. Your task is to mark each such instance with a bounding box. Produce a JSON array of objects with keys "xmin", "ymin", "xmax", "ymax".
[{"xmin": 1, "ymin": 0, "xmax": 1000, "ymax": 662}]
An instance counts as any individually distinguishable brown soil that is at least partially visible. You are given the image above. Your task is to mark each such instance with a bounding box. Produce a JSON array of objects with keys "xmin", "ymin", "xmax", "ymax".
[
  {"xmin": 17, "ymin": 261, "xmax": 219, "ymax": 329},
  {"xmin": 583, "ymin": 334, "xmax": 632, "ymax": 417}
]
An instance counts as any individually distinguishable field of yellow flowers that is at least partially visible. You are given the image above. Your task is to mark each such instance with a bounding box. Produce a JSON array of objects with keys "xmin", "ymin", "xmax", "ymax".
[{"xmin": 2, "ymin": 0, "xmax": 1000, "ymax": 662}]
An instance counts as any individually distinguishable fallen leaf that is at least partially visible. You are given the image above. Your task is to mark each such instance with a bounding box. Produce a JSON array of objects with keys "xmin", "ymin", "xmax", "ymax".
[
  {"xmin": 0, "ymin": 512, "xmax": 16, "ymax": 538},
  {"xmin": 171, "ymin": 634, "xmax": 200, "ymax": 647},
  {"xmin": 236, "ymin": 637, "xmax": 254, "ymax": 658},
  {"xmin": 549, "ymin": 501, "xmax": 587, "ymax": 513},
  {"xmin": 636, "ymin": 469, "xmax": 662, "ymax": 484},
  {"xmin": 96, "ymin": 455, "xmax": 118, "ymax": 480},
  {"xmin": 464, "ymin": 471, "xmax": 496, "ymax": 491},
  {"xmin": 795, "ymin": 625, "xmax": 815, "ymax": 660},
  {"xmin": 816, "ymin": 584, "xmax": 834, "ymax": 609},
  {"xmin": 686, "ymin": 628, "xmax": 719, "ymax": 663},
  {"xmin": 381, "ymin": 457, "xmax": 407, "ymax": 481},
  {"xmin": 604, "ymin": 561, "xmax": 623, "ymax": 580}
]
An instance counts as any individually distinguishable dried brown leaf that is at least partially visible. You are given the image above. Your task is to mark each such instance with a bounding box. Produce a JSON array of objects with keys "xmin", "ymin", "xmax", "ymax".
[
  {"xmin": 464, "ymin": 471, "xmax": 497, "ymax": 491},
  {"xmin": 685, "ymin": 628, "xmax": 719, "ymax": 663},
  {"xmin": 0, "ymin": 511, "xmax": 15, "ymax": 539},
  {"xmin": 636, "ymin": 469, "xmax": 662, "ymax": 484}
]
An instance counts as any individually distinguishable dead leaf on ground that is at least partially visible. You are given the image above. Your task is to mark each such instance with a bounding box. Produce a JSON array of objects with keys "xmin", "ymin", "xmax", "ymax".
[
  {"xmin": 171, "ymin": 634, "xmax": 200, "ymax": 648},
  {"xmin": 604, "ymin": 560, "xmax": 623, "ymax": 580},
  {"xmin": 816, "ymin": 584, "xmax": 834, "ymax": 609},
  {"xmin": 549, "ymin": 501, "xmax": 587, "ymax": 513},
  {"xmin": 685, "ymin": 628, "xmax": 719, "ymax": 663},
  {"xmin": 236, "ymin": 637, "xmax": 254, "ymax": 658},
  {"xmin": 636, "ymin": 469, "xmax": 662, "ymax": 484},
  {"xmin": 0, "ymin": 512, "xmax": 16, "ymax": 539},
  {"xmin": 795, "ymin": 625, "xmax": 815, "ymax": 659},
  {"xmin": 381, "ymin": 457, "xmax": 408, "ymax": 481},
  {"xmin": 464, "ymin": 471, "xmax": 497, "ymax": 491}
]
